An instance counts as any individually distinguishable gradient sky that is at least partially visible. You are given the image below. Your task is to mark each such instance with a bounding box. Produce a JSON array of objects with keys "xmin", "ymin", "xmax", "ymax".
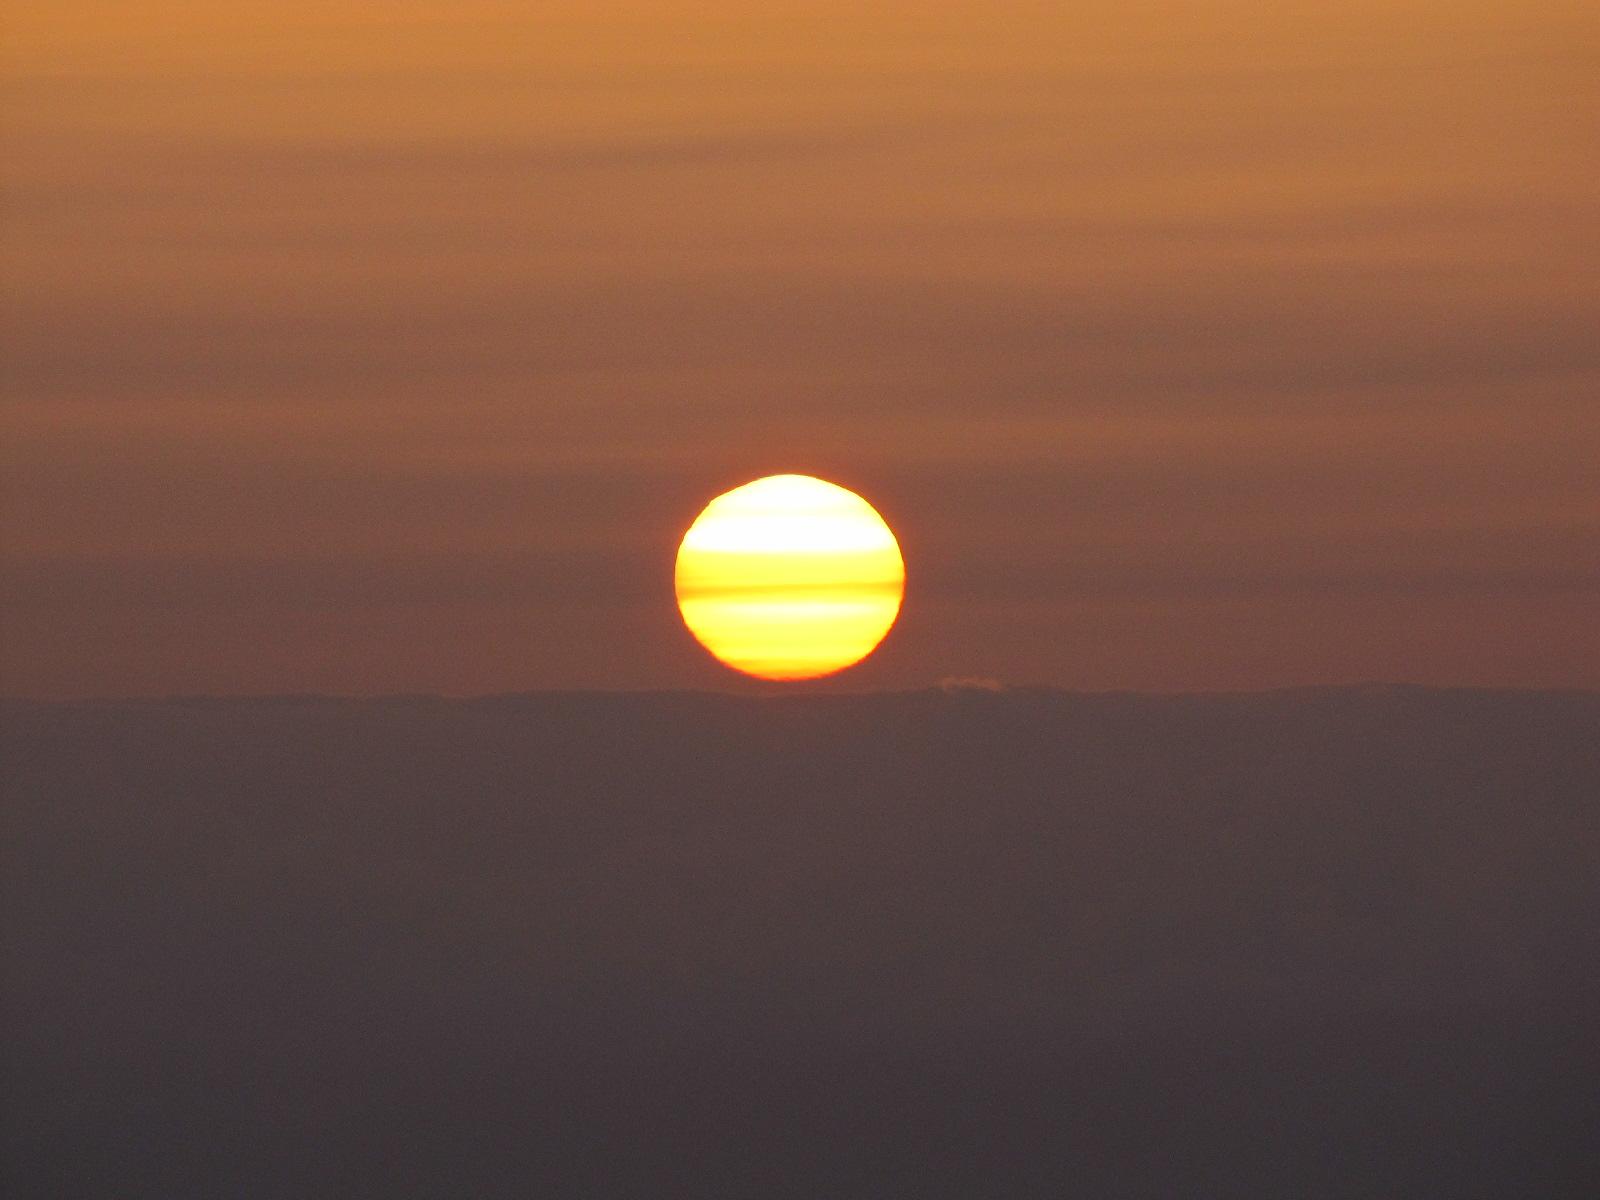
[{"xmin": 4, "ymin": 2, "xmax": 1597, "ymax": 695}]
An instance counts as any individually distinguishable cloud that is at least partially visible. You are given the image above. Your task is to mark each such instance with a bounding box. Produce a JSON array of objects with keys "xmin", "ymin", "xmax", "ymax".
[{"xmin": 938, "ymin": 676, "xmax": 1005, "ymax": 693}]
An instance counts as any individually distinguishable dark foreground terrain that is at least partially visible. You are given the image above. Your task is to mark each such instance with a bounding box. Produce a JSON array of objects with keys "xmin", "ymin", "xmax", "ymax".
[{"xmin": 3, "ymin": 686, "xmax": 1597, "ymax": 1197}]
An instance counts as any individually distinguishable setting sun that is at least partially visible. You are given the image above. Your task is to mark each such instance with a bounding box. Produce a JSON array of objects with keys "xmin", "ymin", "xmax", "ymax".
[{"xmin": 674, "ymin": 475, "xmax": 905, "ymax": 680}]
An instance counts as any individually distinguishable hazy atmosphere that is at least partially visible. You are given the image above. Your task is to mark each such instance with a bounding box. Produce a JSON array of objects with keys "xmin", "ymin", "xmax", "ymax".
[
  {"xmin": 6, "ymin": 2, "xmax": 1596, "ymax": 695},
  {"xmin": 5, "ymin": 8, "xmax": 1599, "ymax": 1196}
]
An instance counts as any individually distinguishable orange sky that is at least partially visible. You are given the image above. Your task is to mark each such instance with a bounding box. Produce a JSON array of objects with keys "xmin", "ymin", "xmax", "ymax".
[{"xmin": 4, "ymin": 2, "xmax": 1597, "ymax": 695}]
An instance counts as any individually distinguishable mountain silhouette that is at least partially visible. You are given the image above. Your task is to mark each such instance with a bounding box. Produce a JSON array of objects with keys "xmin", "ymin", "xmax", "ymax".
[{"xmin": 4, "ymin": 686, "xmax": 1597, "ymax": 1197}]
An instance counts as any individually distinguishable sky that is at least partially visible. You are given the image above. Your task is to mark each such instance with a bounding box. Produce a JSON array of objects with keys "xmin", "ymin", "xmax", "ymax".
[{"xmin": 3, "ymin": 1, "xmax": 1597, "ymax": 696}]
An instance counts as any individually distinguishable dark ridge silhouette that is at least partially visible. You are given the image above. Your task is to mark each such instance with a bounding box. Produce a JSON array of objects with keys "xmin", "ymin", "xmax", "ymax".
[{"xmin": 3, "ymin": 686, "xmax": 1597, "ymax": 1197}]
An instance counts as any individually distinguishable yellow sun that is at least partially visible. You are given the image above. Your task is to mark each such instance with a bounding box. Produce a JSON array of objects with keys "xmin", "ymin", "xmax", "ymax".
[{"xmin": 674, "ymin": 474, "xmax": 905, "ymax": 681}]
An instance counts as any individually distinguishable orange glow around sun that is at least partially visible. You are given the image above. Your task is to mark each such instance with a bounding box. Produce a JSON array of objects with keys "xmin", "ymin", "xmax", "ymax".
[{"xmin": 674, "ymin": 474, "xmax": 905, "ymax": 680}]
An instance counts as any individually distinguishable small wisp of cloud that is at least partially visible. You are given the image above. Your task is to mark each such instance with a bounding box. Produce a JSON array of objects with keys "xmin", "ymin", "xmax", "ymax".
[{"xmin": 937, "ymin": 676, "xmax": 1006, "ymax": 693}]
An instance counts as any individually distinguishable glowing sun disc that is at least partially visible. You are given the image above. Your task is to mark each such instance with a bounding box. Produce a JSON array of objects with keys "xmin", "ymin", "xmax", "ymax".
[{"xmin": 675, "ymin": 474, "xmax": 905, "ymax": 680}]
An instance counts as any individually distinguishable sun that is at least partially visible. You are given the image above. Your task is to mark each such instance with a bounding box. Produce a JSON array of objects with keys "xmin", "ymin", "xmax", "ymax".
[{"xmin": 674, "ymin": 474, "xmax": 905, "ymax": 681}]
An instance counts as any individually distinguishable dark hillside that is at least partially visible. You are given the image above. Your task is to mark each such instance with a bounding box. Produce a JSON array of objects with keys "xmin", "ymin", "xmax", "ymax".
[{"xmin": 4, "ymin": 686, "xmax": 1597, "ymax": 1196}]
